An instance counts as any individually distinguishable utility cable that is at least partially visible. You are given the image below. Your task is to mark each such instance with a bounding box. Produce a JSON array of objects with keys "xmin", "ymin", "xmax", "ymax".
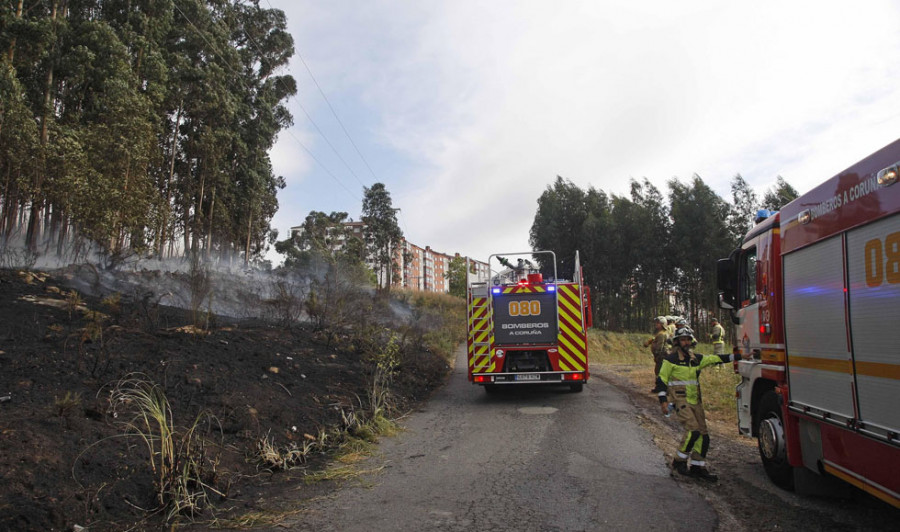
[
  {"xmin": 236, "ymin": 7, "xmax": 367, "ymax": 189},
  {"xmin": 172, "ymin": 0, "xmax": 359, "ymax": 202}
]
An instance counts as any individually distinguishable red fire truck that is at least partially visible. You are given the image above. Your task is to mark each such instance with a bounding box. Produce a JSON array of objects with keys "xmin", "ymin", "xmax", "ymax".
[
  {"xmin": 466, "ymin": 251, "xmax": 592, "ymax": 393},
  {"xmin": 717, "ymin": 139, "xmax": 900, "ymax": 507}
]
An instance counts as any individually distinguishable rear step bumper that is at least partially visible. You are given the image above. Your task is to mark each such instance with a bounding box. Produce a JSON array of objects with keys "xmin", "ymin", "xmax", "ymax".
[{"xmin": 473, "ymin": 371, "xmax": 587, "ymax": 384}]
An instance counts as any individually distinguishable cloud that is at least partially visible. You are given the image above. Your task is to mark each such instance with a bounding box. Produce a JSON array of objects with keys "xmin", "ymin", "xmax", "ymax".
[{"xmin": 271, "ymin": 0, "xmax": 900, "ymax": 261}]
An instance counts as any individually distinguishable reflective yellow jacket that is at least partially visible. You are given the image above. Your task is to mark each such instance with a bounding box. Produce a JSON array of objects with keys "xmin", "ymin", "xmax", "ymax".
[{"xmin": 656, "ymin": 348, "xmax": 736, "ymax": 405}]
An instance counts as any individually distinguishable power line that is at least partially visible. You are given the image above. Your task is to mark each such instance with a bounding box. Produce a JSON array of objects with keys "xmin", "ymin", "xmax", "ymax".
[
  {"xmin": 263, "ymin": 0, "xmax": 381, "ymax": 183},
  {"xmin": 295, "ymin": 51, "xmax": 381, "ymax": 182},
  {"xmin": 171, "ymin": 0, "xmax": 360, "ymax": 202},
  {"xmin": 261, "ymin": 1, "xmax": 410, "ymax": 235},
  {"xmin": 236, "ymin": 8, "xmax": 367, "ymax": 190}
]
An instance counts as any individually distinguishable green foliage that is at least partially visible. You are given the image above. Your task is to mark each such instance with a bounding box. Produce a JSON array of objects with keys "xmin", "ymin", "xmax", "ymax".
[
  {"xmin": 729, "ymin": 174, "xmax": 759, "ymax": 243},
  {"xmin": 362, "ymin": 183, "xmax": 403, "ymax": 291},
  {"xmin": 275, "ymin": 211, "xmax": 364, "ymax": 270},
  {"xmin": 762, "ymin": 176, "xmax": 799, "ymax": 211},
  {"xmin": 396, "ymin": 290, "xmax": 466, "ymax": 362},
  {"xmin": 668, "ymin": 175, "xmax": 734, "ymax": 326},
  {"xmin": 529, "ymin": 176, "xmax": 589, "ymax": 279},
  {"xmin": 0, "ymin": 0, "xmax": 295, "ymax": 262},
  {"xmin": 444, "ymin": 255, "xmax": 468, "ymax": 298},
  {"xmin": 529, "ymin": 172, "xmax": 796, "ymax": 337}
]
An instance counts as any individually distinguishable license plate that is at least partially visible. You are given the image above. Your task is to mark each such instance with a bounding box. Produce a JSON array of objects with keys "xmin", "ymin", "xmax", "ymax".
[{"xmin": 516, "ymin": 374, "xmax": 541, "ymax": 381}]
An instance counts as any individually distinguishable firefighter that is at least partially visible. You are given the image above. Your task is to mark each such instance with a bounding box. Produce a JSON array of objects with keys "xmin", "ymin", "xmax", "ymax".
[
  {"xmin": 642, "ymin": 316, "xmax": 669, "ymax": 393},
  {"xmin": 675, "ymin": 317, "xmax": 697, "ymax": 347},
  {"xmin": 709, "ymin": 318, "xmax": 726, "ymax": 356},
  {"xmin": 656, "ymin": 327, "xmax": 747, "ymax": 481},
  {"xmin": 665, "ymin": 316, "xmax": 676, "ymax": 343}
]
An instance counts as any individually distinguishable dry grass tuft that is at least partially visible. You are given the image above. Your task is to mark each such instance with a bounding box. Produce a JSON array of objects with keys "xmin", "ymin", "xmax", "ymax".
[
  {"xmin": 302, "ymin": 464, "xmax": 386, "ymax": 485},
  {"xmin": 210, "ymin": 508, "xmax": 307, "ymax": 529},
  {"xmin": 255, "ymin": 430, "xmax": 316, "ymax": 471},
  {"xmin": 107, "ymin": 374, "xmax": 222, "ymax": 522},
  {"xmin": 53, "ymin": 391, "xmax": 82, "ymax": 418}
]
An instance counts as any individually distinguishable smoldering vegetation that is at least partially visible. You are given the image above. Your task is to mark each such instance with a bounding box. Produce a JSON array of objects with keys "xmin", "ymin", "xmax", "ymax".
[{"xmin": 0, "ymin": 245, "xmax": 466, "ymax": 530}]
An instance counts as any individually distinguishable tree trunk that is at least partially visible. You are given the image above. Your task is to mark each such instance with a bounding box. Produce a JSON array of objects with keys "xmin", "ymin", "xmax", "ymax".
[
  {"xmin": 1, "ymin": 164, "xmax": 12, "ymax": 241},
  {"xmin": 6, "ymin": 0, "xmax": 24, "ymax": 63},
  {"xmin": 205, "ymin": 184, "xmax": 215, "ymax": 261},
  {"xmin": 56, "ymin": 213, "xmax": 68, "ymax": 257},
  {"xmin": 45, "ymin": 205, "xmax": 60, "ymax": 255},
  {"xmin": 27, "ymin": 0, "xmax": 62, "ymax": 252},
  {"xmin": 182, "ymin": 192, "xmax": 190, "ymax": 257},
  {"xmin": 158, "ymin": 102, "xmax": 182, "ymax": 258},
  {"xmin": 192, "ymin": 167, "xmax": 205, "ymax": 255},
  {"xmin": 244, "ymin": 212, "xmax": 252, "ymax": 267},
  {"xmin": 115, "ymin": 156, "xmax": 132, "ymax": 254}
]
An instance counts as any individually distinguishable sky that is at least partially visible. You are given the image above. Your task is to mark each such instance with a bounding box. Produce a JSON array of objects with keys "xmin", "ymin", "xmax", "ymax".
[{"xmin": 262, "ymin": 0, "xmax": 900, "ymax": 264}]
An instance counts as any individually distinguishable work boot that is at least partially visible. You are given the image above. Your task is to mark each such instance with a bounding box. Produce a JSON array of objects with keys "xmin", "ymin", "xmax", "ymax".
[
  {"xmin": 671, "ymin": 459, "xmax": 689, "ymax": 476},
  {"xmin": 690, "ymin": 466, "xmax": 718, "ymax": 482}
]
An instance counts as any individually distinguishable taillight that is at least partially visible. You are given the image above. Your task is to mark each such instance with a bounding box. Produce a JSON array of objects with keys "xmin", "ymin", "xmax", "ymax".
[
  {"xmin": 563, "ymin": 373, "xmax": 584, "ymax": 381},
  {"xmin": 474, "ymin": 375, "xmax": 492, "ymax": 383}
]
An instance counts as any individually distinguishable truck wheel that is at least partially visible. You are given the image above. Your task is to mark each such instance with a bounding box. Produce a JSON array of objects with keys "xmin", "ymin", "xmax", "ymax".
[
  {"xmin": 484, "ymin": 384, "xmax": 498, "ymax": 394},
  {"xmin": 757, "ymin": 390, "xmax": 794, "ymax": 490},
  {"xmin": 569, "ymin": 383, "xmax": 583, "ymax": 393}
]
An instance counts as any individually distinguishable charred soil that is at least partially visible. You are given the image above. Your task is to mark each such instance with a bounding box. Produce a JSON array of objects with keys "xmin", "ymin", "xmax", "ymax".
[{"xmin": 0, "ymin": 268, "xmax": 454, "ymax": 531}]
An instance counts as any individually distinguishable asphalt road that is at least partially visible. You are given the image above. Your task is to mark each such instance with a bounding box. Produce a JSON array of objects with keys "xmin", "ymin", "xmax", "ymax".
[{"xmin": 289, "ymin": 347, "xmax": 719, "ymax": 531}]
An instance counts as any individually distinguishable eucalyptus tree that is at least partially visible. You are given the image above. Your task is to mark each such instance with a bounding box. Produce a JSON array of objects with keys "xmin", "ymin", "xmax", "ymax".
[
  {"xmin": 529, "ymin": 175, "xmax": 588, "ymax": 280},
  {"xmin": 626, "ymin": 178, "xmax": 671, "ymax": 329},
  {"xmin": 0, "ymin": 63, "xmax": 40, "ymax": 243},
  {"xmin": 762, "ymin": 175, "xmax": 798, "ymax": 212},
  {"xmin": 361, "ymin": 183, "xmax": 402, "ymax": 291},
  {"xmin": 578, "ymin": 186, "xmax": 612, "ymax": 327},
  {"xmin": 667, "ymin": 175, "xmax": 733, "ymax": 328},
  {"xmin": 728, "ymin": 173, "xmax": 759, "ymax": 245},
  {"xmin": 0, "ymin": 0, "xmax": 295, "ymax": 263}
]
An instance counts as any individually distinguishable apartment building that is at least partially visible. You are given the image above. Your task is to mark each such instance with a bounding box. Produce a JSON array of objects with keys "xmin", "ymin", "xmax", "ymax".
[{"xmin": 289, "ymin": 219, "xmax": 488, "ymax": 293}]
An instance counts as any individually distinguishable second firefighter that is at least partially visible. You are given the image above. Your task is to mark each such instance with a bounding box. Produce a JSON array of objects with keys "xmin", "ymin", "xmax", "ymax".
[{"xmin": 656, "ymin": 326, "xmax": 747, "ymax": 481}]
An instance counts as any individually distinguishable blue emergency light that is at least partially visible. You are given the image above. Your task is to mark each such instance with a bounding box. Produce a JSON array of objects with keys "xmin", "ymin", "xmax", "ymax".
[
  {"xmin": 492, "ymin": 287, "xmax": 501, "ymax": 294},
  {"xmin": 755, "ymin": 209, "xmax": 775, "ymax": 223}
]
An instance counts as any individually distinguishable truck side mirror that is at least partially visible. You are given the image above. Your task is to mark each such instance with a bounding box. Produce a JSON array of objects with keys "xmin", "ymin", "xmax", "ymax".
[
  {"xmin": 718, "ymin": 292, "xmax": 734, "ymax": 311},
  {"xmin": 718, "ymin": 293, "xmax": 741, "ymax": 325}
]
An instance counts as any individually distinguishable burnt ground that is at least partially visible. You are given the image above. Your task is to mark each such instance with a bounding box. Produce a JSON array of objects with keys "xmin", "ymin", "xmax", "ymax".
[{"xmin": 0, "ymin": 268, "xmax": 453, "ymax": 531}]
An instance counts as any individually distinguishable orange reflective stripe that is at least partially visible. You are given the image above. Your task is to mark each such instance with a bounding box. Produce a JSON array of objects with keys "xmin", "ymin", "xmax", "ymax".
[
  {"xmin": 855, "ymin": 361, "xmax": 900, "ymax": 380},
  {"xmin": 789, "ymin": 356, "xmax": 852, "ymax": 374}
]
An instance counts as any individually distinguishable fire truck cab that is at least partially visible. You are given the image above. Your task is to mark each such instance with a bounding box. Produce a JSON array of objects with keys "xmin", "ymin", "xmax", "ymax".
[
  {"xmin": 717, "ymin": 139, "xmax": 900, "ymax": 507},
  {"xmin": 466, "ymin": 251, "xmax": 592, "ymax": 393}
]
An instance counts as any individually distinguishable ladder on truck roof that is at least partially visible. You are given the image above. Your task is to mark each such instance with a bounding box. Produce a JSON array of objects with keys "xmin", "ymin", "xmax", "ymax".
[{"xmin": 468, "ymin": 281, "xmax": 492, "ymax": 355}]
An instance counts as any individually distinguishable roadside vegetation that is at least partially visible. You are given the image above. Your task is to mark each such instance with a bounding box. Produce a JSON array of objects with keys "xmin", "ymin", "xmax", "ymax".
[
  {"xmin": 529, "ymin": 176, "xmax": 798, "ymax": 342},
  {"xmin": 587, "ymin": 329, "xmax": 740, "ymax": 426},
  {"xmin": 0, "ymin": 266, "xmax": 466, "ymax": 531}
]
